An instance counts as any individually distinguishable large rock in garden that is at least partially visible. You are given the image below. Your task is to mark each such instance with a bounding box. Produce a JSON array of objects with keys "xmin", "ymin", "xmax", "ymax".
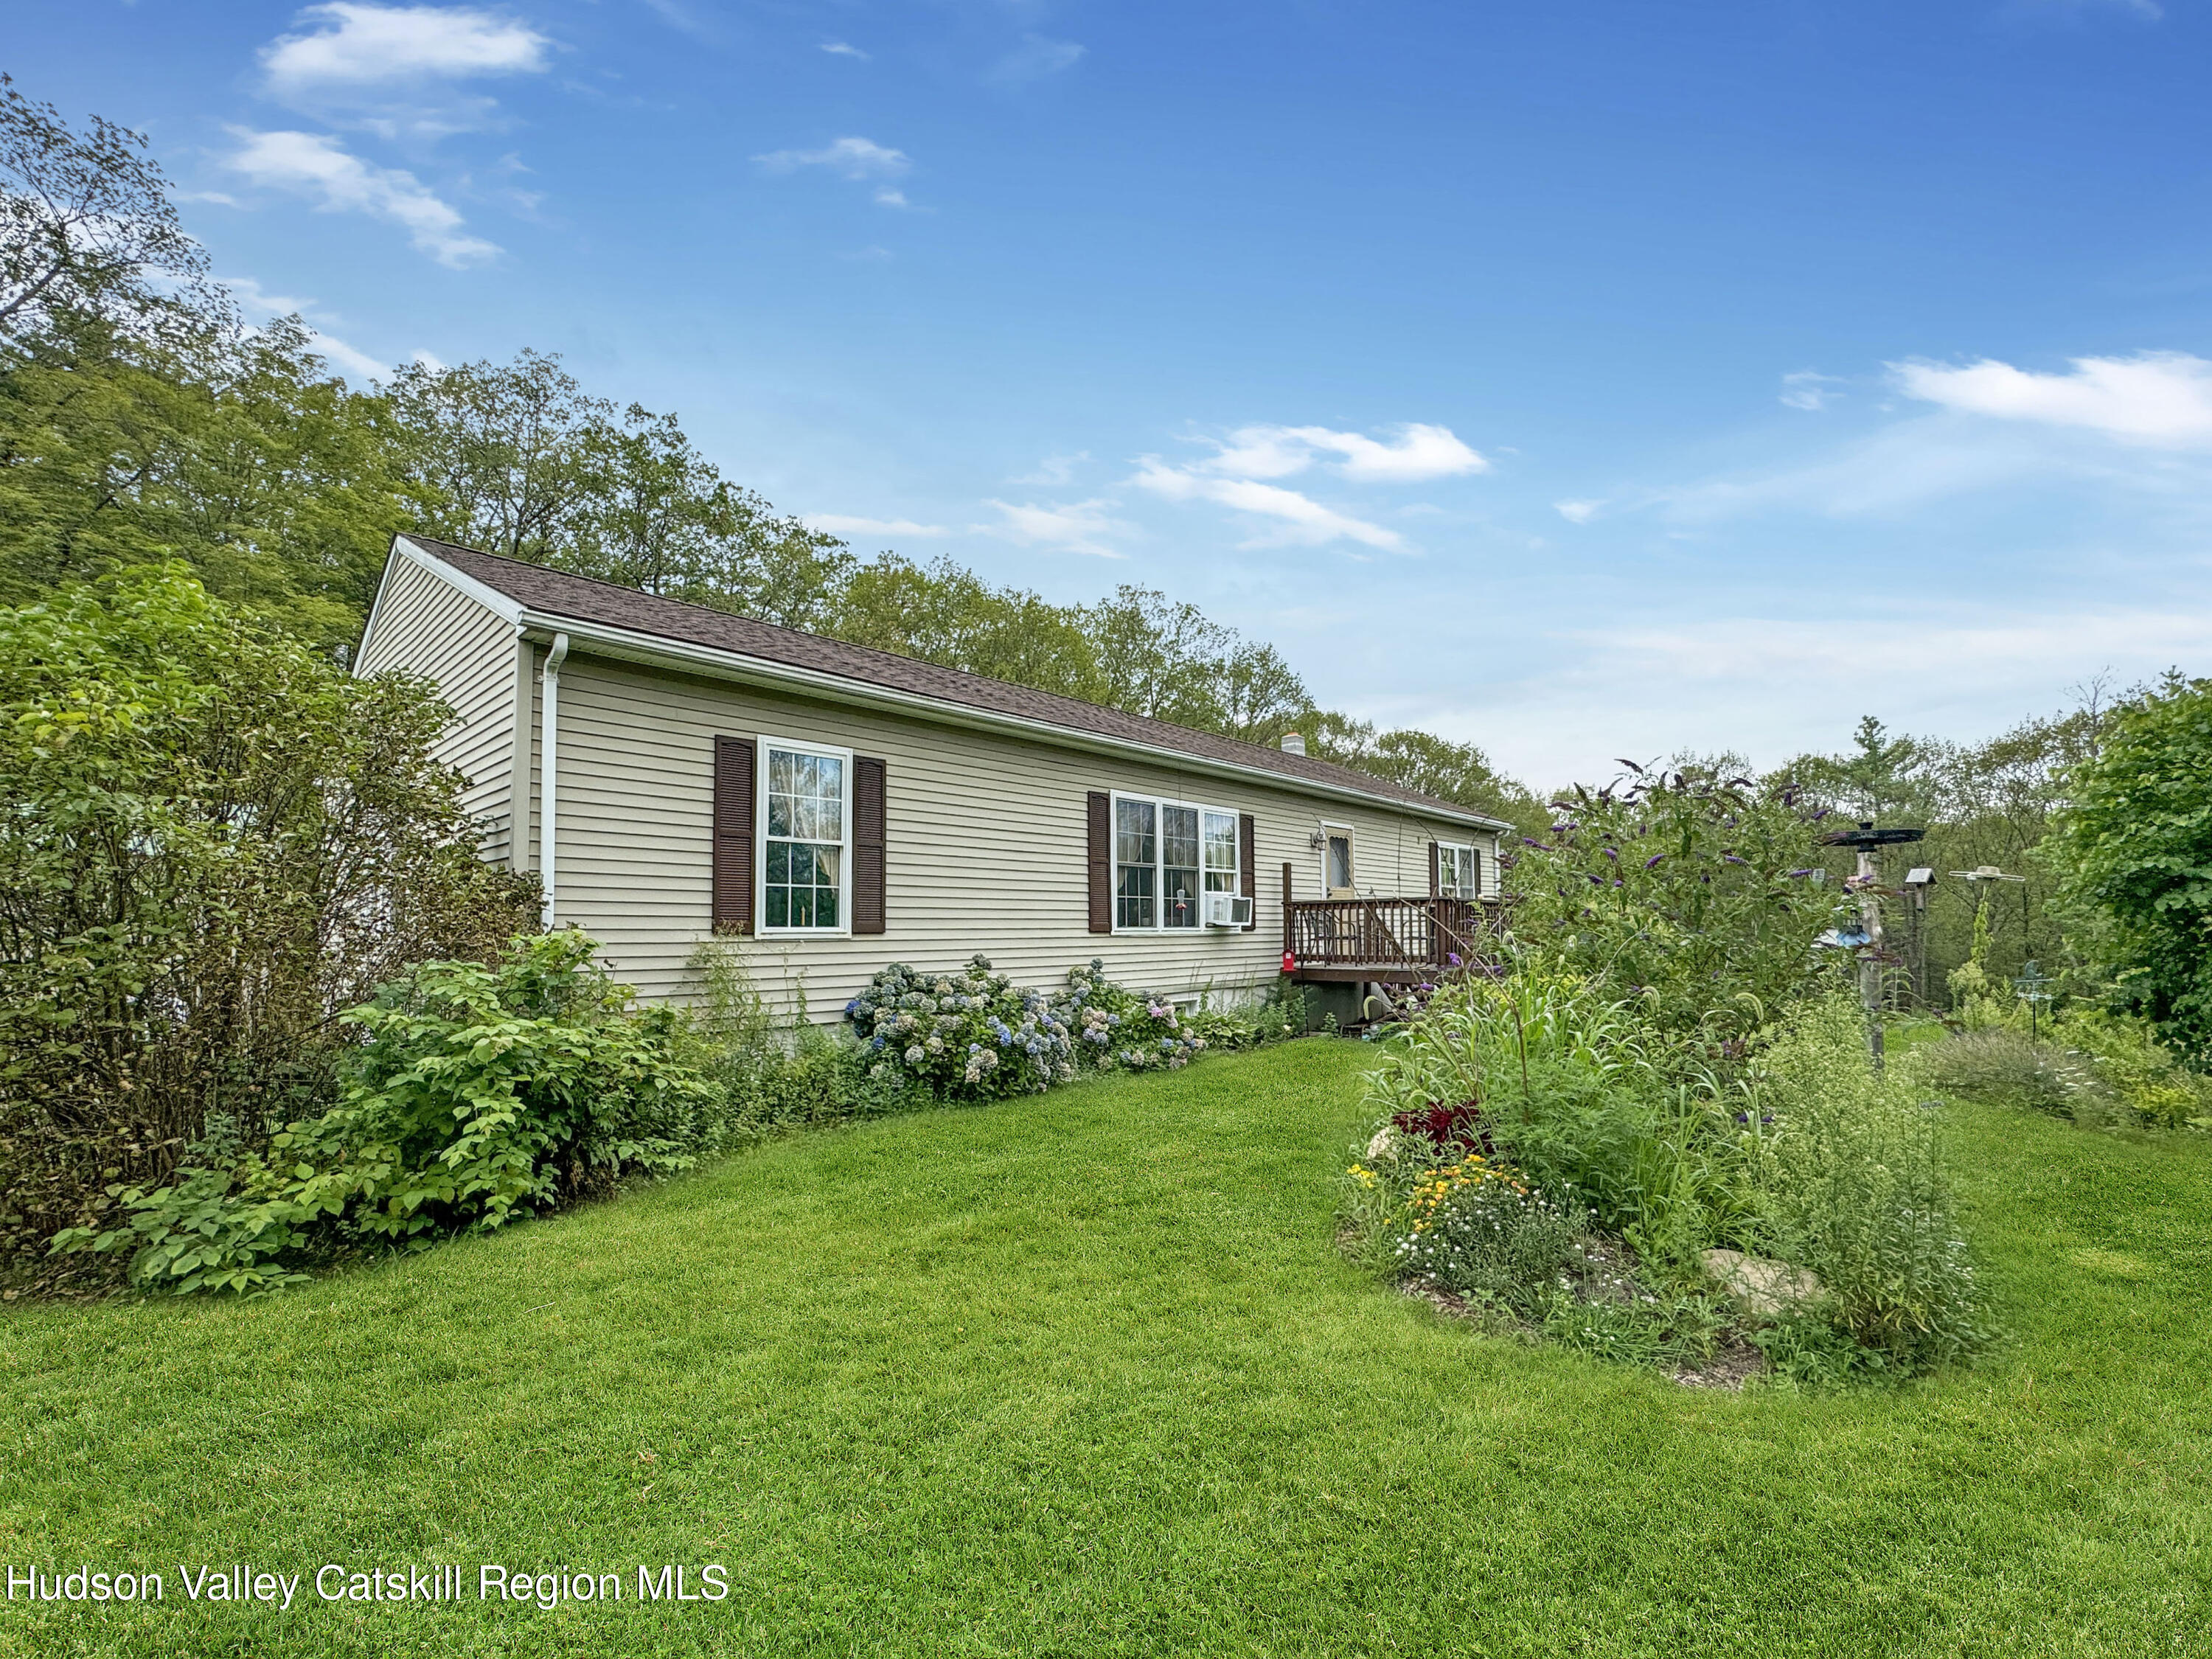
[{"xmin": 1702, "ymin": 1248, "xmax": 1823, "ymax": 1318}]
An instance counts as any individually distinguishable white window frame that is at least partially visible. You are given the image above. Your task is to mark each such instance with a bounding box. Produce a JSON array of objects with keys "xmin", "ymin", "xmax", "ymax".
[
  {"xmin": 1320, "ymin": 820, "xmax": 1356, "ymax": 896},
  {"xmin": 1110, "ymin": 790, "xmax": 1241, "ymax": 934},
  {"xmin": 1436, "ymin": 840, "xmax": 1479, "ymax": 901},
  {"xmin": 757, "ymin": 734, "xmax": 855, "ymax": 937}
]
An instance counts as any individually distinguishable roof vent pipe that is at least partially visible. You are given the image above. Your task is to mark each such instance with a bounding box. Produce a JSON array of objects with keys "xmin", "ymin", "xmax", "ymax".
[
  {"xmin": 539, "ymin": 632, "xmax": 569, "ymax": 929},
  {"xmin": 1279, "ymin": 731, "xmax": 1306, "ymax": 756}
]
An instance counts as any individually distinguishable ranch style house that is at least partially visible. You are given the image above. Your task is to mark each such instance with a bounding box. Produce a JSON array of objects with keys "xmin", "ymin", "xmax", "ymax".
[{"xmin": 356, "ymin": 534, "xmax": 1509, "ymax": 1021}]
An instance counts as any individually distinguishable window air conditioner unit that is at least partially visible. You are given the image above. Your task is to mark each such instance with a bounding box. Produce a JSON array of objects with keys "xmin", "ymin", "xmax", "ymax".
[{"xmin": 1204, "ymin": 893, "xmax": 1254, "ymax": 928}]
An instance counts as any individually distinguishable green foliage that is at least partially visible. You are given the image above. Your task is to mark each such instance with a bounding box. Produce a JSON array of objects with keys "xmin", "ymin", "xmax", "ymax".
[
  {"xmin": 846, "ymin": 957, "xmax": 1076, "ymax": 1099},
  {"xmin": 1776, "ymin": 703, "xmax": 2111, "ymax": 1012},
  {"xmin": 1051, "ymin": 959, "xmax": 1208, "ymax": 1074},
  {"xmin": 1388, "ymin": 1150, "xmax": 1585, "ymax": 1310},
  {"xmin": 2047, "ymin": 672, "xmax": 2212, "ymax": 1059},
  {"xmin": 52, "ymin": 933, "xmax": 714, "ymax": 1293},
  {"xmin": 1916, "ymin": 1028, "xmax": 2087, "ymax": 1117},
  {"xmin": 1750, "ymin": 996, "xmax": 1986, "ymax": 1367},
  {"xmin": 1504, "ymin": 764, "xmax": 1849, "ymax": 1046},
  {"xmin": 0, "ymin": 567, "xmax": 536, "ymax": 1261},
  {"xmin": 1913, "ymin": 1015, "xmax": 2212, "ymax": 1133},
  {"xmin": 1347, "ymin": 971, "xmax": 1986, "ymax": 1379}
]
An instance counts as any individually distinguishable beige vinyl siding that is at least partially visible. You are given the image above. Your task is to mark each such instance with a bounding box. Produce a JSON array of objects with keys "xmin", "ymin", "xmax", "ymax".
[
  {"xmin": 356, "ymin": 554, "xmax": 522, "ymax": 865},
  {"xmin": 546, "ymin": 652, "xmax": 1501, "ymax": 1015}
]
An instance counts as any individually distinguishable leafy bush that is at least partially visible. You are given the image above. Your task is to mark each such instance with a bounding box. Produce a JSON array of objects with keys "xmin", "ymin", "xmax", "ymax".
[
  {"xmin": 2046, "ymin": 672, "xmax": 2212, "ymax": 1060},
  {"xmin": 1749, "ymin": 996, "xmax": 1986, "ymax": 1368},
  {"xmin": 0, "ymin": 568, "xmax": 538, "ymax": 1264},
  {"xmin": 2062, "ymin": 1012, "xmax": 2212, "ymax": 1130},
  {"xmin": 846, "ymin": 957, "xmax": 1075, "ymax": 1099},
  {"xmin": 52, "ymin": 933, "xmax": 714, "ymax": 1294},
  {"xmin": 1913, "ymin": 1013, "xmax": 2212, "ymax": 1133},
  {"xmin": 1503, "ymin": 765, "xmax": 1850, "ymax": 1048},
  {"xmin": 684, "ymin": 942, "xmax": 918, "ymax": 1138},
  {"xmin": 1051, "ymin": 959, "xmax": 1207, "ymax": 1074}
]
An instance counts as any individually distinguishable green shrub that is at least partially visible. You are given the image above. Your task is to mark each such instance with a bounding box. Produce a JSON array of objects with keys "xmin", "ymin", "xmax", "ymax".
[
  {"xmin": 1502, "ymin": 765, "xmax": 1851, "ymax": 1049},
  {"xmin": 1051, "ymin": 959, "xmax": 1207, "ymax": 1074},
  {"xmin": 0, "ymin": 567, "xmax": 537, "ymax": 1263},
  {"xmin": 846, "ymin": 957, "xmax": 1076, "ymax": 1099},
  {"xmin": 2056, "ymin": 1012, "xmax": 2212, "ymax": 1130},
  {"xmin": 1750, "ymin": 996, "xmax": 1986, "ymax": 1368},
  {"xmin": 53, "ymin": 932, "xmax": 714, "ymax": 1294}
]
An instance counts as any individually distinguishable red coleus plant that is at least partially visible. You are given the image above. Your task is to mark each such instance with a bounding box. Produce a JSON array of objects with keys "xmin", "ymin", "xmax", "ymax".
[{"xmin": 1391, "ymin": 1099, "xmax": 1495, "ymax": 1154}]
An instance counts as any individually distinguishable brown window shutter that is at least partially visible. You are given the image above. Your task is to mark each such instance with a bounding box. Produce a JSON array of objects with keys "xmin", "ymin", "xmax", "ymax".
[
  {"xmin": 1239, "ymin": 813, "xmax": 1257, "ymax": 930},
  {"xmin": 1087, "ymin": 790, "xmax": 1112, "ymax": 933},
  {"xmin": 1470, "ymin": 846, "xmax": 1484, "ymax": 898},
  {"xmin": 712, "ymin": 736, "xmax": 756, "ymax": 936},
  {"xmin": 1429, "ymin": 840, "xmax": 1441, "ymax": 898},
  {"xmin": 853, "ymin": 756, "xmax": 887, "ymax": 935}
]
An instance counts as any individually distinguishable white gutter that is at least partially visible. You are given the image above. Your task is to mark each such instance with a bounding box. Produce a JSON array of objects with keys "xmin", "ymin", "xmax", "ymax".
[
  {"xmin": 510, "ymin": 610, "xmax": 1514, "ymax": 834},
  {"xmin": 538, "ymin": 632, "xmax": 570, "ymax": 928}
]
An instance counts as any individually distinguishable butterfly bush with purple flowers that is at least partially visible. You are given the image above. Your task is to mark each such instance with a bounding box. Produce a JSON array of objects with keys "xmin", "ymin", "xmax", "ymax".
[{"xmin": 1501, "ymin": 762, "xmax": 1853, "ymax": 1048}]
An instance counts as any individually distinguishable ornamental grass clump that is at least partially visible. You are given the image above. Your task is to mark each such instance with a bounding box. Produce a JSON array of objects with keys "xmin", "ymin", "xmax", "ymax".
[{"xmin": 846, "ymin": 957, "xmax": 1074, "ymax": 1100}]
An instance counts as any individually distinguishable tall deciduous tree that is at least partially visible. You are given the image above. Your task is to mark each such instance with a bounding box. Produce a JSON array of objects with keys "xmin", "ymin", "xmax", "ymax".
[{"xmin": 2047, "ymin": 672, "xmax": 2212, "ymax": 1059}]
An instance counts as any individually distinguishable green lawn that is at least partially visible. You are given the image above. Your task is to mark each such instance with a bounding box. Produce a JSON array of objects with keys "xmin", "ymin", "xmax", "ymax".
[{"xmin": 4, "ymin": 1039, "xmax": 2209, "ymax": 1658}]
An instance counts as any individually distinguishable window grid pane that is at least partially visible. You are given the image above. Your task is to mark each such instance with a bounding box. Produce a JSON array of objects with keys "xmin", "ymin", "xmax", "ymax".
[{"xmin": 765, "ymin": 744, "xmax": 847, "ymax": 931}]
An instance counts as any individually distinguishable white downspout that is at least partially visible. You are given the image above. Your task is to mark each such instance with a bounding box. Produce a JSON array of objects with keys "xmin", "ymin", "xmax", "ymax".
[{"xmin": 539, "ymin": 633, "xmax": 569, "ymax": 929}]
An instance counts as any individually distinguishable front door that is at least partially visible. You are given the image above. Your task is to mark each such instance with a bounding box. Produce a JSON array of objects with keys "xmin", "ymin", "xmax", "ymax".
[{"xmin": 1325, "ymin": 829, "xmax": 1355, "ymax": 898}]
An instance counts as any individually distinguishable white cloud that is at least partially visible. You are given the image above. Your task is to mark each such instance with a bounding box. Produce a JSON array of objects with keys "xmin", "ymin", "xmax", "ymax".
[
  {"xmin": 224, "ymin": 128, "xmax": 498, "ymax": 266},
  {"xmin": 261, "ymin": 4, "xmax": 551, "ymax": 92},
  {"xmin": 1131, "ymin": 460, "xmax": 1403, "ymax": 551},
  {"xmin": 1196, "ymin": 422, "xmax": 1486, "ymax": 483},
  {"xmin": 754, "ymin": 136, "xmax": 909, "ymax": 179},
  {"xmin": 754, "ymin": 137, "xmax": 914, "ymax": 207},
  {"xmin": 1892, "ymin": 351, "xmax": 2212, "ymax": 447},
  {"xmin": 220, "ymin": 274, "xmax": 389, "ymax": 378},
  {"xmin": 809, "ymin": 515, "xmax": 950, "ymax": 539},
  {"xmin": 992, "ymin": 36, "xmax": 1085, "ymax": 83},
  {"xmin": 978, "ymin": 498, "xmax": 1133, "ymax": 558},
  {"xmin": 821, "ymin": 41, "xmax": 869, "ymax": 59},
  {"xmin": 1012, "ymin": 451, "xmax": 1089, "ymax": 486},
  {"xmin": 1554, "ymin": 499, "xmax": 1602, "ymax": 524},
  {"xmin": 1780, "ymin": 369, "xmax": 1841, "ymax": 411}
]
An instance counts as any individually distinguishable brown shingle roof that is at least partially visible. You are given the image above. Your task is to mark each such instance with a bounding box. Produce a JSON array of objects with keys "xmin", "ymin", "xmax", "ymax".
[{"xmin": 400, "ymin": 535, "xmax": 1498, "ymax": 824}]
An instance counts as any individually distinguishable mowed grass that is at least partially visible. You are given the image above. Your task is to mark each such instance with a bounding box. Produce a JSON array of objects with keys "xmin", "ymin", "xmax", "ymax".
[{"xmin": 3, "ymin": 1040, "xmax": 2210, "ymax": 1658}]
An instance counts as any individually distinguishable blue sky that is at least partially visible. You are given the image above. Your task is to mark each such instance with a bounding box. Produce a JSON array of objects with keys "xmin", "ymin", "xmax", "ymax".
[{"xmin": 12, "ymin": 0, "xmax": 2212, "ymax": 782}]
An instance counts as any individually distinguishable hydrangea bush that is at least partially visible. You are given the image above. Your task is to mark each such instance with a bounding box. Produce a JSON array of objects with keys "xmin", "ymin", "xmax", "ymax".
[
  {"xmin": 846, "ymin": 957, "xmax": 1074, "ymax": 1100},
  {"xmin": 1050, "ymin": 959, "xmax": 1207, "ymax": 1074}
]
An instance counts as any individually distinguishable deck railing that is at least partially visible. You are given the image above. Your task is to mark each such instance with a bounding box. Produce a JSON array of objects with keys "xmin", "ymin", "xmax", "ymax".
[{"xmin": 1282, "ymin": 894, "xmax": 1500, "ymax": 973}]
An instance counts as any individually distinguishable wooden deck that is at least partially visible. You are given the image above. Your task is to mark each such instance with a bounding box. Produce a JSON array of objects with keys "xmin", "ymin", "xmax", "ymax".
[{"xmin": 1281, "ymin": 880, "xmax": 1503, "ymax": 983}]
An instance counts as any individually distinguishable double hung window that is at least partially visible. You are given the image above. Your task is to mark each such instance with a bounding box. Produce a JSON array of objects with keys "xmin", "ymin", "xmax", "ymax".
[
  {"xmin": 1113, "ymin": 792, "xmax": 1239, "ymax": 931},
  {"xmin": 1436, "ymin": 842, "xmax": 1479, "ymax": 901},
  {"xmin": 762, "ymin": 740, "xmax": 849, "ymax": 931}
]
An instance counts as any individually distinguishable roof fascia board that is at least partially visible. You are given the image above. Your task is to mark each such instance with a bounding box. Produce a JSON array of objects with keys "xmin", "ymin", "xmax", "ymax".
[
  {"xmin": 389, "ymin": 535, "xmax": 528, "ymax": 629},
  {"xmin": 515, "ymin": 609, "xmax": 1509, "ymax": 832}
]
